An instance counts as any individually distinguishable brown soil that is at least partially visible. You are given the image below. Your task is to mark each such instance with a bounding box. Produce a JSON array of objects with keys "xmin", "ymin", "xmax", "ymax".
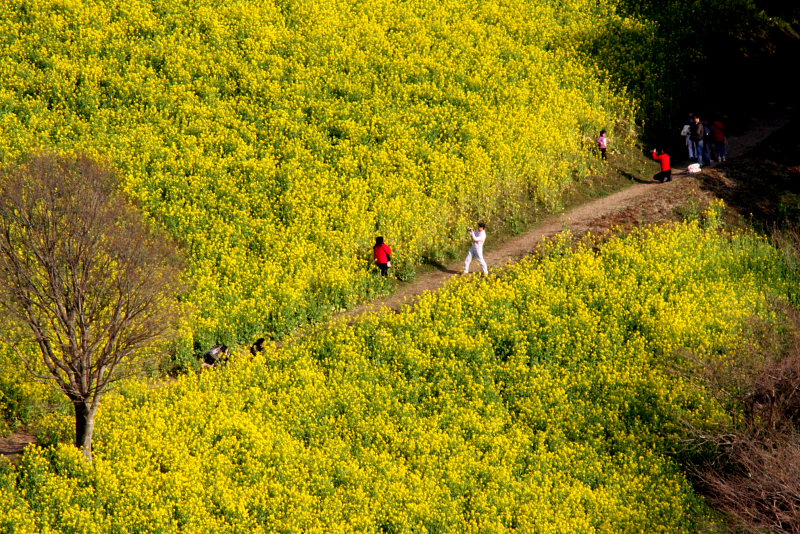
[{"xmin": 0, "ymin": 429, "xmax": 35, "ymax": 461}]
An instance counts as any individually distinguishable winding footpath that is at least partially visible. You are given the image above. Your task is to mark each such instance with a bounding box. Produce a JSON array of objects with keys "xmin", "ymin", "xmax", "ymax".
[{"xmin": 344, "ymin": 113, "xmax": 789, "ymax": 318}]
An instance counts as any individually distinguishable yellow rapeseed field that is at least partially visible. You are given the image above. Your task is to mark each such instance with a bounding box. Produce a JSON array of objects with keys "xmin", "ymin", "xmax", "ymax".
[
  {"xmin": 0, "ymin": 0, "xmax": 638, "ymax": 349},
  {"xmin": 1, "ymin": 209, "xmax": 796, "ymax": 532}
]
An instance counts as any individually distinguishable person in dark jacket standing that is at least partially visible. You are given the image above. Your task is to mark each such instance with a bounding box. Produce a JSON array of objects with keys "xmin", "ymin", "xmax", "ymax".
[
  {"xmin": 373, "ymin": 236, "xmax": 392, "ymax": 277},
  {"xmin": 689, "ymin": 116, "xmax": 707, "ymax": 166}
]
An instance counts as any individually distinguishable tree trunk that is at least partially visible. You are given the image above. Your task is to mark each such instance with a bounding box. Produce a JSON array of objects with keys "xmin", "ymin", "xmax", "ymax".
[{"xmin": 74, "ymin": 400, "xmax": 97, "ymax": 461}]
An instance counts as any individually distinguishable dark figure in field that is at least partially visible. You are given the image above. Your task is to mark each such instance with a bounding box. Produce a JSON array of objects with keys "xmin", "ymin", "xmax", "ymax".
[
  {"xmin": 250, "ymin": 337, "xmax": 266, "ymax": 356},
  {"xmin": 373, "ymin": 236, "xmax": 392, "ymax": 277},
  {"xmin": 690, "ymin": 116, "xmax": 709, "ymax": 166},
  {"xmin": 652, "ymin": 148, "xmax": 672, "ymax": 183},
  {"xmin": 702, "ymin": 117, "xmax": 713, "ymax": 165},
  {"xmin": 202, "ymin": 345, "xmax": 229, "ymax": 368}
]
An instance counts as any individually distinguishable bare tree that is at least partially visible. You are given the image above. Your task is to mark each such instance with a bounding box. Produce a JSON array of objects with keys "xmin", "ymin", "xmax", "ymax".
[{"xmin": 0, "ymin": 153, "xmax": 184, "ymax": 461}]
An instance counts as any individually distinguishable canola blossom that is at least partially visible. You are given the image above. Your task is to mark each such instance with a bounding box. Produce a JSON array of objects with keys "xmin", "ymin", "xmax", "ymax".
[
  {"xmin": 0, "ymin": 216, "xmax": 795, "ymax": 532},
  {"xmin": 0, "ymin": 0, "xmax": 639, "ymax": 349}
]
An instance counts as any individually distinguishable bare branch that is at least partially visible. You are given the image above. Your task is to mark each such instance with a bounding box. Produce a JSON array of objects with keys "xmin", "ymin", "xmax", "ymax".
[{"xmin": 0, "ymin": 153, "xmax": 186, "ymax": 459}]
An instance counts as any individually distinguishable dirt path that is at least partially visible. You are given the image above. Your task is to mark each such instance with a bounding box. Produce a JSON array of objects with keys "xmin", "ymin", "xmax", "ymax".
[
  {"xmin": 0, "ymin": 430, "xmax": 35, "ymax": 460},
  {"xmin": 345, "ymin": 114, "xmax": 790, "ymax": 318}
]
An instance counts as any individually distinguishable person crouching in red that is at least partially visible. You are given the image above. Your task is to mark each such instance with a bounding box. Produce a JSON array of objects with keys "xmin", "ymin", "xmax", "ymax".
[
  {"xmin": 373, "ymin": 236, "xmax": 392, "ymax": 277},
  {"xmin": 652, "ymin": 148, "xmax": 672, "ymax": 183}
]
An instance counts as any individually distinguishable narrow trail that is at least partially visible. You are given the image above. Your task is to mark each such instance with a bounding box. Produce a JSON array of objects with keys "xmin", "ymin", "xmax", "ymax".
[
  {"xmin": 0, "ymin": 430, "xmax": 35, "ymax": 460},
  {"xmin": 344, "ymin": 114, "xmax": 789, "ymax": 319}
]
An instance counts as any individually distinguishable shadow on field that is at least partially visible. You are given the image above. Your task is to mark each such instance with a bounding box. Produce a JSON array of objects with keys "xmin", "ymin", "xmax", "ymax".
[{"xmin": 618, "ymin": 169, "xmax": 658, "ymax": 185}]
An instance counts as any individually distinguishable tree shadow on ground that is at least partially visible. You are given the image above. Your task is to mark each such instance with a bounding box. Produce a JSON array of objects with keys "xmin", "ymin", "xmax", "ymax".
[
  {"xmin": 424, "ymin": 260, "xmax": 460, "ymax": 274},
  {"xmin": 617, "ymin": 169, "xmax": 660, "ymax": 185}
]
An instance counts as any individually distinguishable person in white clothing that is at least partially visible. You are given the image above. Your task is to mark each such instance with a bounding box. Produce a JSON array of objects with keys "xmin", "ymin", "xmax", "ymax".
[{"xmin": 464, "ymin": 222, "xmax": 488, "ymax": 275}]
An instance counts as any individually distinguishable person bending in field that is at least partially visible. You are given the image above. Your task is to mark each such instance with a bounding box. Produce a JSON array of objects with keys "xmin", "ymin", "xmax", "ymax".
[
  {"xmin": 250, "ymin": 337, "xmax": 266, "ymax": 357},
  {"xmin": 202, "ymin": 345, "xmax": 229, "ymax": 368},
  {"xmin": 597, "ymin": 130, "xmax": 610, "ymax": 160},
  {"xmin": 652, "ymin": 148, "xmax": 672, "ymax": 183},
  {"xmin": 464, "ymin": 222, "xmax": 488, "ymax": 275},
  {"xmin": 373, "ymin": 236, "xmax": 392, "ymax": 277}
]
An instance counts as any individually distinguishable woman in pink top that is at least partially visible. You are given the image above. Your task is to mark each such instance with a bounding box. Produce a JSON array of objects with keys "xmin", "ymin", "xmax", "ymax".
[{"xmin": 597, "ymin": 130, "xmax": 609, "ymax": 160}]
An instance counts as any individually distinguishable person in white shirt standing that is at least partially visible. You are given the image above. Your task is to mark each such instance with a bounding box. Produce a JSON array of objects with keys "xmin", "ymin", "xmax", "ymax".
[{"xmin": 464, "ymin": 222, "xmax": 488, "ymax": 275}]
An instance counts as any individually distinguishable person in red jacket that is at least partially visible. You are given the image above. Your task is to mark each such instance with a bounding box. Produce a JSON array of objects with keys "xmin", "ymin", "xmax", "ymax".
[
  {"xmin": 373, "ymin": 236, "xmax": 392, "ymax": 277},
  {"xmin": 652, "ymin": 148, "xmax": 672, "ymax": 183},
  {"xmin": 711, "ymin": 119, "xmax": 727, "ymax": 162}
]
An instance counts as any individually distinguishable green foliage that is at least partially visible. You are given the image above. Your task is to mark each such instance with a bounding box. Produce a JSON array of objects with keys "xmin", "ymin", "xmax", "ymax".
[
  {"xmin": 0, "ymin": 218, "xmax": 795, "ymax": 532},
  {"xmin": 595, "ymin": 0, "xmax": 775, "ymax": 136}
]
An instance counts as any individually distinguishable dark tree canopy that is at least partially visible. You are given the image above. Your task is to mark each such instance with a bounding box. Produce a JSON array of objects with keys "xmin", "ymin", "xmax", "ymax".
[{"xmin": 0, "ymin": 153, "xmax": 184, "ymax": 460}]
